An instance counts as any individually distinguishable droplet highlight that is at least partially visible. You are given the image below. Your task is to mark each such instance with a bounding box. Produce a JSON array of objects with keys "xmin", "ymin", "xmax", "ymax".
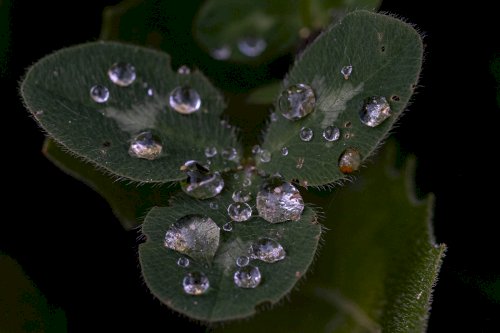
[
  {"xmin": 278, "ymin": 84, "xmax": 316, "ymax": 120},
  {"xmin": 183, "ymin": 271, "xmax": 210, "ymax": 295},
  {"xmin": 339, "ymin": 148, "xmax": 361, "ymax": 174},
  {"xmin": 108, "ymin": 62, "xmax": 136, "ymax": 87},
  {"xmin": 227, "ymin": 202, "xmax": 252, "ymax": 222},
  {"xmin": 299, "ymin": 127, "xmax": 313, "ymax": 142},
  {"xmin": 128, "ymin": 131, "xmax": 162, "ymax": 160},
  {"xmin": 237, "ymin": 37, "xmax": 266, "ymax": 57},
  {"xmin": 322, "ymin": 126, "xmax": 340, "ymax": 142},
  {"xmin": 180, "ymin": 161, "xmax": 224, "ymax": 199},
  {"xmin": 250, "ymin": 238, "xmax": 286, "ymax": 263},
  {"xmin": 234, "ymin": 265, "xmax": 261, "ymax": 288},
  {"xmin": 169, "ymin": 86, "xmax": 201, "ymax": 114},
  {"xmin": 90, "ymin": 85, "xmax": 109, "ymax": 103},
  {"xmin": 359, "ymin": 96, "xmax": 391, "ymax": 127}
]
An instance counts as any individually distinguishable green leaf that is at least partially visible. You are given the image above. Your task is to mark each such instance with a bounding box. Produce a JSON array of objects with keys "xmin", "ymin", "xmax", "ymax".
[
  {"xmin": 139, "ymin": 172, "xmax": 322, "ymax": 321},
  {"xmin": 43, "ymin": 138, "xmax": 172, "ymax": 230},
  {"xmin": 216, "ymin": 143, "xmax": 445, "ymax": 332},
  {"xmin": 20, "ymin": 41, "xmax": 240, "ymax": 183},
  {"xmin": 259, "ymin": 11, "xmax": 423, "ymax": 186},
  {"xmin": 194, "ymin": 0, "xmax": 380, "ymax": 63}
]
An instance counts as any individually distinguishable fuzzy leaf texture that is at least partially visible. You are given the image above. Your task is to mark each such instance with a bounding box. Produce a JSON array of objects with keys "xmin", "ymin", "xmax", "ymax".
[
  {"xmin": 259, "ymin": 10, "xmax": 423, "ymax": 186},
  {"xmin": 21, "ymin": 42, "xmax": 240, "ymax": 183}
]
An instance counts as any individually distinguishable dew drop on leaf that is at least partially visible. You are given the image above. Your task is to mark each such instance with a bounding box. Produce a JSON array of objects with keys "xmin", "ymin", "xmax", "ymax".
[
  {"xmin": 234, "ymin": 265, "xmax": 261, "ymax": 288},
  {"xmin": 236, "ymin": 256, "xmax": 250, "ymax": 267},
  {"xmin": 338, "ymin": 148, "xmax": 361, "ymax": 174},
  {"xmin": 359, "ymin": 96, "xmax": 391, "ymax": 127},
  {"xmin": 177, "ymin": 257, "xmax": 190, "ymax": 268},
  {"xmin": 250, "ymin": 238, "xmax": 286, "ymax": 263},
  {"xmin": 222, "ymin": 222, "xmax": 233, "ymax": 232},
  {"xmin": 204, "ymin": 146, "xmax": 217, "ymax": 158},
  {"xmin": 183, "ymin": 271, "xmax": 210, "ymax": 295},
  {"xmin": 278, "ymin": 84, "xmax": 316, "ymax": 120},
  {"xmin": 299, "ymin": 127, "xmax": 313, "ymax": 142},
  {"xmin": 221, "ymin": 147, "xmax": 238, "ymax": 162},
  {"xmin": 128, "ymin": 131, "xmax": 162, "ymax": 160},
  {"xmin": 180, "ymin": 161, "xmax": 224, "ymax": 199},
  {"xmin": 252, "ymin": 145, "xmax": 262, "ymax": 155},
  {"xmin": 322, "ymin": 126, "xmax": 340, "ymax": 142},
  {"xmin": 227, "ymin": 202, "xmax": 252, "ymax": 222},
  {"xmin": 281, "ymin": 147, "xmax": 289, "ymax": 156},
  {"xmin": 89, "ymin": 85, "xmax": 109, "ymax": 103},
  {"xmin": 259, "ymin": 149, "xmax": 271, "ymax": 163},
  {"xmin": 108, "ymin": 62, "xmax": 136, "ymax": 87},
  {"xmin": 232, "ymin": 190, "xmax": 251, "ymax": 203},
  {"xmin": 169, "ymin": 86, "xmax": 201, "ymax": 114},
  {"xmin": 177, "ymin": 65, "xmax": 191, "ymax": 75},
  {"xmin": 341, "ymin": 65, "xmax": 353, "ymax": 80}
]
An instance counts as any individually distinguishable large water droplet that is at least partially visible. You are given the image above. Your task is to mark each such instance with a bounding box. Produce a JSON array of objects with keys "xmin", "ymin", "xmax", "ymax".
[
  {"xmin": 211, "ymin": 45, "xmax": 232, "ymax": 60},
  {"xmin": 234, "ymin": 265, "xmax": 261, "ymax": 288},
  {"xmin": 250, "ymin": 238, "xmax": 286, "ymax": 263},
  {"xmin": 128, "ymin": 131, "xmax": 162, "ymax": 160},
  {"xmin": 108, "ymin": 62, "xmax": 136, "ymax": 87},
  {"xmin": 180, "ymin": 161, "xmax": 224, "ymax": 199},
  {"xmin": 183, "ymin": 271, "xmax": 210, "ymax": 295},
  {"xmin": 237, "ymin": 37, "xmax": 267, "ymax": 57},
  {"xmin": 338, "ymin": 148, "xmax": 361, "ymax": 174},
  {"xmin": 177, "ymin": 257, "xmax": 190, "ymax": 268},
  {"xmin": 164, "ymin": 214, "xmax": 220, "ymax": 262},
  {"xmin": 236, "ymin": 256, "xmax": 250, "ymax": 267},
  {"xmin": 299, "ymin": 127, "xmax": 313, "ymax": 142},
  {"xmin": 256, "ymin": 175, "xmax": 304, "ymax": 223},
  {"xmin": 204, "ymin": 146, "xmax": 217, "ymax": 158},
  {"xmin": 169, "ymin": 86, "xmax": 201, "ymax": 114},
  {"xmin": 222, "ymin": 222, "xmax": 233, "ymax": 232},
  {"xmin": 359, "ymin": 96, "xmax": 391, "ymax": 127},
  {"xmin": 322, "ymin": 126, "xmax": 340, "ymax": 142},
  {"xmin": 259, "ymin": 149, "xmax": 271, "ymax": 163},
  {"xmin": 227, "ymin": 202, "xmax": 252, "ymax": 222},
  {"xmin": 221, "ymin": 148, "xmax": 238, "ymax": 161},
  {"xmin": 90, "ymin": 85, "xmax": 109, "ymax": 103},
  {"xmin": 232, "ymin": 190, "xmax": 251, "ymax": 203},
  {"xmin": 341, "ymin": 65, "xmax": 353, "ymax": 80},
  {"xmin": 278, "ymin": 84, "xmax": 315, "ymax": 120},
  {"xmin": 281, "ymin": 147, "xmax": 289, "ymax": 156}
]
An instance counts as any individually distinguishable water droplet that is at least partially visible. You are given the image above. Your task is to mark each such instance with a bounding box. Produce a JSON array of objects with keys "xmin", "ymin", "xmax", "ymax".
[
  {"xmin": 242, "ymin": 178, "xmax": 252, "ymax": 187},
  {"xmin": 251, "ymin": 145, "xmax": 262, "ymax": 155},
  {"xmin": 299, "ymin": 127, "xmax": 313, "ymax": 142},
  {"xmin": 359, "ymin": 96, "xmax": 391, "ymax": 127},
  {"xmin": 177, "ymin": 65, "xmax": 191, "ymax": 75},
  {"xmin": 259, "ymin": 149, "xmax": 271, "ymax": 163},
  {"xmin": 183, "ymin": 271, "xmax": 210, "ymax": 295},
  {"xmin": 211, "ymin": 45, "xmax": 232, "ymax": 60},
  {"xmin": 222, "ymin": 222, "xmax": 233, "ymax": 232},
  {"xmin": 281, "ymin": 147, "xmax": 289, "ymax": 156},
  {"xmin": 180, "ymin": 161, "xmax": 224, "ymax": 199},
  {"xmin": 90, "ymin": 85, "xmax": 109, "ymax": 103},
  {"xmin": 250, "ymin": 238, "xmax": 286, "ymax": 263},
  {"xmin": 232, "ymin": 190, "xmax": 251, "ymax": 203},
  {"xmin": 236, "ymin": 256, "xmax": 250, "ymax": 267},
  {"xmin": 204, "ymin": 146, "xmax": 217, "ymax": 158},
  {"xmin": 256, "ymin": 175, "xmax": 304, "ymax": 223},
  {"xmin": 322, "ymin": 126, "xmax": 340, "ymax": 142},
  {"xmin": 270, "ymin": 112, "xmax": 279, "ymax": 122},
  {"xmin": 108, "ymin": 62, "xmax": 136, "ymax": 87},
  {"xmin": 227, "ymin": 202, "xmax": 252, "ymax": 222},
  {"xmin": 339, "ymin": 148, "xmax": 361, "ymax": 174},
  {"xmin": 128, "ymin": 131, "xmax": 162, "ymax": 160},
  {"xmin": 147, "ymin": 88, "xmax": 154, "ymax": 96},
  {"xmin": 209, "ymin": 202, "xmax": 219, "ymax": 210},
  {"xmin": 169, "ymin": 86, "xmax": 201, "ymax": 114},
  {"xmin": 177, "ymin": 257, "xmax": 190, "ymax": 268},
  {"xmin": 237, "ymin": 37, "xmax": 266, "ymax": 57},
  {"xmin": 221, "ymin": 148, "xmax": 238, "ymax": 161},
  {"xmin": 278, "ymin": 84, "xmax": 316, "ymax": 120},
  {"xmin": 165, "ymin": 214, "xmax": 220, "ymax": 262},
  {"xmin": 341, "ymin": 65, "xmax": 353, "ymax": 80},
  {"xmin": 234, "ymin": 265, "xmax": 261, "ymax": 288}
]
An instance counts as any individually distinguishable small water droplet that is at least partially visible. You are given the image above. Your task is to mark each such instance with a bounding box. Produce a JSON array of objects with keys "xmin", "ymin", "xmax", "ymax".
[
  {"xmin": 270, "ymin": 112, "xmax": 279, "ymax": 122},
  {"xmin": 236, "ymin": 256, "xmax": 250, "ymax": 267},
  {"xmin": 222, "ymin": 222, "xmax": 233, "ymax": 232},
  {"xmin": 211, "ymin": 45, "xmax": 232, "ymax": 60},
  {"xmin": 251, "ymin": 145, "xmax": 262, "ymax": 155},
  {"xmin": 296, "ymin": 157, "xmax": 304, "ymax": 169},
  {"xmin": 35, "ymin": 110, "xmax": 44, "ymax": 117},
  {"xmin": 278, "ymin": 84, "xmax": 316, "ymax": 120},
  {"xmin": 339, "ymin": 148, "xmax": 361, "ymax": 174},
  {"xmin": 177, "ymin": 257, "xmax": 190, "ymax": 268},
  {"xmin": 177, "ymin": 65, "xmax": 191, "ymax": 75},
  {"xmin": 183, "ymin": 271, "xmax": 210, "ymax": 295},
  {"xmin": 359, "ymin": 96, "xmax": 391, "ymax": 127},
  {"xmin": 322, "ymin": 126, "xmax": 340, "ymax": 142},
  {"xmin": 242, "ymin": 178, "xmax": 252, "ymax": 187},
  {"xmin": 209, "ymin": 202, "xmax": 219, "ymax": 210},
  {"xmin": 227, "ymin": 202, "xmax": 252, "ymax": 222},
  {"xmin": 232, "ymin": 190, "xmax": 251, "ymax": 203},
  {"xmin": 250, "ymin": 238, "xmax": 286, "ymax": 263},
  {"xmin": 281, "ymin": 147, "xmax": 289, "ymax": 156},
  {"xmin": 237, "ymin": 37, "xmax": 266, "ymax": 57},
  {"xmin": 234, "ymin": 265, "xmax": 261, "ymax": 288},
  {"xmin": 180, "ymin": 161, "xmax": 224, "ymax": 199},
  {"xmin": 90, "ymin": 85, "xmax": 110, "ymax": 103},
  {"xmin": 169, "ymin": 86, "xmax": 201, "ymax": 114},
  {"xmin": 221, "ymin": 148, "xmax": 238, "ymax": 161},
  {"xmin": 256, "ymin": 175, "xmax": 304, "ymax": 223},
  {"xmin": 341, "ymin": 65, "xmax": 353, "ymax": 80},
  {"xmin": 108, "ymin": 62, "xmax": 136, "ymax": 87},
  {"xmin": 344, "ymin": 121, "xmax": 352, "ymax": 128},
  {"xmin": 299, "ymin": 127, "xmax": 313, "ymax": 142},
  {"xmin": 259, "ymin": 149, "xmax": 271, "ymax": 163},
  {"xmin": 204, "ymin": 146, "xmax": 217, "ymax": 158},
  {"xmin": 128, "ymin": 131, "xmax": 162, "ymax": 160},
  {"xmin": 147, "ymin": 88, "xmax": 154, "ymax": 96}
]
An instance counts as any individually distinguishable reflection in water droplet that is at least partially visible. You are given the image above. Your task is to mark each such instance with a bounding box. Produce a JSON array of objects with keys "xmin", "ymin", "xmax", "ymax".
[
  {"xmin": 250, "ymin": 238, "xmax": 286, "ymax": 263},
  {"xmin": 108, "ymin": 62, "xmax": 136, "ymax": 87},
  {"xmin": 232, "ymin": 190, "xmax": 251, "ymax": 203},
  {"xmin": 169, "ymin": 86, "xmax": 201, "ymax": 114},
  {"xmin": 259, "ymin": 149, "xmax": 271, "ymax": 163},
  {"xmin": 256, "ymin": 175, "xmax": 304, "ymax": 223},
  {"xmin": 322, "ymin": 126, "xmax": 340, "ymax": 142},
  {"xmin": 178, "ymin": 65, "xmax": 191, "ymax": 75},
  {"xmin": 128, "ymin": 131, "xmax": 162, "ymax": 160},
  {"xmin": 221, "ymin": 148, "xmax": 238, "ymax": 162},
  {"xmin": 209, "ymin": 202, "xmax": 219, "ymax": 210},
  {"xmin": 236, "ymin": 256, "xmax": 250, "ymax": 267},
  {"xmin": 227, "ymin": 202, "xmax": 252, "ymax": 222},
  {"xmin": 252, "ymin": 145, "xmax": 261, "ymax": 155},
  {"xmin": 339, "ymin": 148, "xmax": 361, "ymax": 174},
  {"xmin": 180, "ymin": 161, "xmax": 224, "ymax": 199},
  {"xmin": 281, "ymin": 147, "xmax": 289, "ymax": 156},
  {"xmin": 341, "ymin": 65, "xmax": 353, "ymax": 80},
  {"xmin": 211, "ymin": 45, "xmax": 232, "ymax": 60},
  {"xmin": 279, "ymin": 84, "xmax": 315, "ymax": 120},
  {"xmin": 299, "ymin": 127, "xmax": 313, "ymax": 142},
  {"xmin": 222, "ymin": 222, "xmax": 233, "ymax": 232},
  {"xmin": 237, "ymin": 37, "xmax": 266, "ymax": 57},
  {"xmin": 177, "ymin": 257, "xmax": 190, "ymax": 268},
  {"xmin": 90, "ymin": 85, "xmax": 110, "ymax": 103},
  {"xmin": 183, "ymin": 271, "xmax": 210, "ymax": 295},
  {"xmin": 234, "ymin": 265, "xmax": 261, "ymax": 288},
  {"xmin": 359, "ymin": 96, "xmax": 391, "ymax": 127},
  {"xmin": 204, "ymin": 146, "xmax": 217, "ymax": 158}
]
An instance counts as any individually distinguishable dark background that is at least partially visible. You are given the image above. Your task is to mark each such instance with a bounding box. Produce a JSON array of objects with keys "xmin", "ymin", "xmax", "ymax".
[{"xmin": 1, "ymin": 0, "xmax": 499, "ymax": 332}]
